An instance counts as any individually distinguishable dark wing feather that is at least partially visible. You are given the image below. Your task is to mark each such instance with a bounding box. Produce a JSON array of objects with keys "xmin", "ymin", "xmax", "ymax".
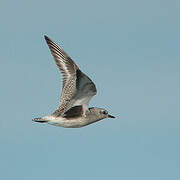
[
  {"xmin": 76, "ymin": 70, "xmax": 97, "ymax": 96},
  {"xmin": 63, "ymin": 105, "xmax": 83, "ymax": 119}
]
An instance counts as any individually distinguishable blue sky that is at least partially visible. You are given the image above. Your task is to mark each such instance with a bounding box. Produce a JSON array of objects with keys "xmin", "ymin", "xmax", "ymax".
[{"xmin": 0, "ymin": 0, "xmax": 180, "ymax": 179}]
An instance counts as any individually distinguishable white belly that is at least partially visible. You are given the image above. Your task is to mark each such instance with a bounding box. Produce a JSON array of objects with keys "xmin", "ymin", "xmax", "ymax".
[{"xmin": 47, "ymin": 116, "xmax": 88, "ymax": 128}]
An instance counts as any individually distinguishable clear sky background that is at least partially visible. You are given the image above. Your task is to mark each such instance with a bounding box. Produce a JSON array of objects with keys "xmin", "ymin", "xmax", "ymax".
[{"xmin": 0, "ymin": 0, "xmax": 180, "ymax": 179}]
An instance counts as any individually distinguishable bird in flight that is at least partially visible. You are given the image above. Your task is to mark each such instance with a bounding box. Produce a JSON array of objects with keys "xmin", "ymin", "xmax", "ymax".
[{"xmin": 33, "ymin": 36, "xmax": 115, "ymax": 128}]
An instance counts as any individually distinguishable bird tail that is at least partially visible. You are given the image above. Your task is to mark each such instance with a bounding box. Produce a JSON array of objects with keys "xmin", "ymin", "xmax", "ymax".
[{"xmin": 32, "ymin": 117, "xmax": 48, "ymax": 123}]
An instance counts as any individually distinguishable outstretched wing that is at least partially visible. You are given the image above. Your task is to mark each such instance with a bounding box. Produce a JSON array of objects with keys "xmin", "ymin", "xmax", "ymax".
[
  {"xmin": 44, "ymin": 36, "xmax": 79, "ymax": 88},
  {"xmin": 44, "ymin": 36, "xmax": 97, "ymax": 116}
]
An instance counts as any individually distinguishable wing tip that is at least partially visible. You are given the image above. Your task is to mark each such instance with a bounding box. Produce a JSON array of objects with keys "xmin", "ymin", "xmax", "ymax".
[{"xmin": 44, "ymin": 35, "xmax": 50, "ymax": 42}]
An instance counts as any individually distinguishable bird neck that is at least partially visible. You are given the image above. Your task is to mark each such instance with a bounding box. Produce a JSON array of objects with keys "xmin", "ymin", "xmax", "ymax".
[{"xmin": 85, "ymin": 110, "xmax": 104, "ymax": 125}]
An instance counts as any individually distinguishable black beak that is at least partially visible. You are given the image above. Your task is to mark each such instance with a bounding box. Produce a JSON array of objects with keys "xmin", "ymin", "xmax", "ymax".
[{"xmin": 108, "ymin": 114, "xmax": 115, "ymax": 118}]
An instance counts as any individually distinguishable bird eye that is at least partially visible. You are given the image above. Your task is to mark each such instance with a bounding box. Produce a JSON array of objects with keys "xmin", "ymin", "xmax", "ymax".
[{"xmin": 102, "ymin": 110, "xmax": 108, "ymax": 115}]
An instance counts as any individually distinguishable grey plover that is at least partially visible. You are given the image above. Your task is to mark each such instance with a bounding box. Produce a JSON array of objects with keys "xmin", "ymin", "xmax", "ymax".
[{"xmin": 33, "ymin": 36, "xmax": 115, "ymax": 128}]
